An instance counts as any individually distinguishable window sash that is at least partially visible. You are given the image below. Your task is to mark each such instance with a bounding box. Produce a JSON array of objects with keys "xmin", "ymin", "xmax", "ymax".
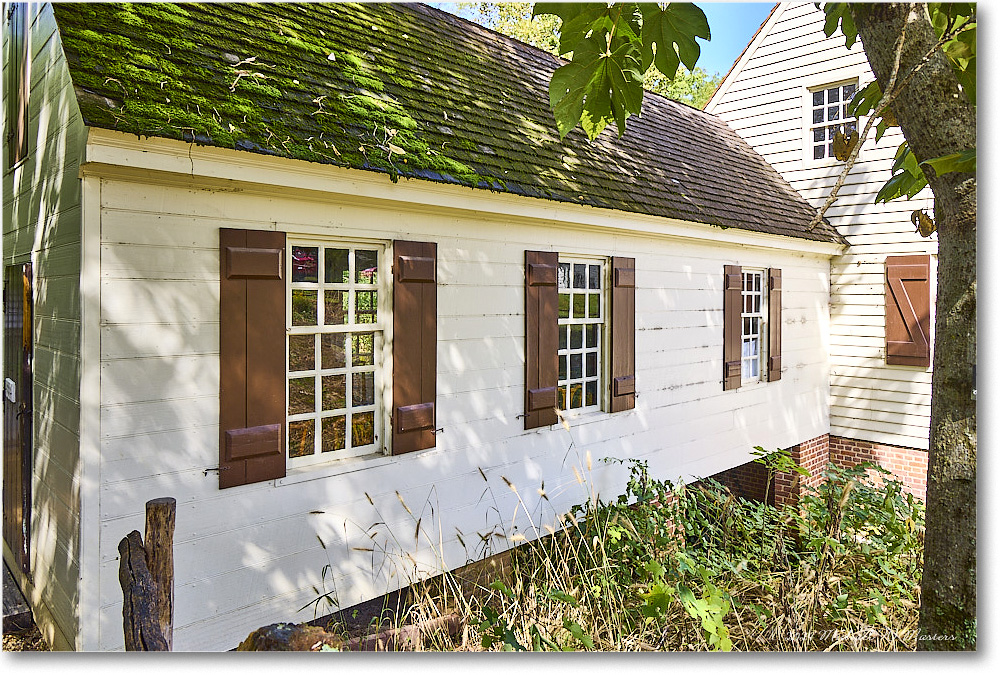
[
  {"xmin": 557, "ymin": 257, "xmax": 605, "ymax": 412},
  {"xmin": 286, "ymin": 240, "xmax": 385, "ymax": 466},
  {"xmin": 808, "ymin": 82, "xmax": 858, "ymax": 161},
  {"xmin": 740, "ymin": 270, "xmax": 766, "ymax": 383}
]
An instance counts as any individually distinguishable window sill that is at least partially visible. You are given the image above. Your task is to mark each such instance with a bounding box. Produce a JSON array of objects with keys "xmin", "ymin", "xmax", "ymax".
[{"xmin": 276, "ymin": 448, "xmax": 403, "ymax": 487}]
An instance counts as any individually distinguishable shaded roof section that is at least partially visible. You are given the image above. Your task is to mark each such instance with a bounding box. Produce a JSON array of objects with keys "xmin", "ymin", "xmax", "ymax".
[{"xmin": 52, "ymin": 2, "xmax": 843, "ymax": 244}]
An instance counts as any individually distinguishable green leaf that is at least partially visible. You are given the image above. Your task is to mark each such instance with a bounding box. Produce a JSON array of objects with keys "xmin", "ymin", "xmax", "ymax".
[
  {"xmin": 639, "ymin": 3, "xmax": 710, "ymax": 78},
  {"xmin": 489, "ymin": 579, "xmax": 514, "ymax": 598},
  {"xmin": 547, "ymin": 588, "xmax": 579, "ymax": 606},
  {"xmin": 562, "ymin": 618, "xmax": 595, "ymax": 650},
  {"xmin": 921, "ymin": 149, "xmax": 976, "ymax": 176},
  {"xmin": 822, "ymin": 3, "xmax": 858, "ymax": 48}
]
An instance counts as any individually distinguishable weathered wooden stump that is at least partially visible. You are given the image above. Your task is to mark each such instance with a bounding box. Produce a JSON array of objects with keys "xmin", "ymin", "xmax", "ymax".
[{"xmin": 118, "ymin": 497, "xmax": 175, "ymax": 651}]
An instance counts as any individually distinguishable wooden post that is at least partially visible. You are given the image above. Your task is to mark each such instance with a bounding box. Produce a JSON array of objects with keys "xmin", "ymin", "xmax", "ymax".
[
  {"xmin": 144, "ymin": 497, "xmax": 176, "ymax": 650},
  {"xmin": 118, "ymin": 531, "xmax": 168, "ymax": 651}
]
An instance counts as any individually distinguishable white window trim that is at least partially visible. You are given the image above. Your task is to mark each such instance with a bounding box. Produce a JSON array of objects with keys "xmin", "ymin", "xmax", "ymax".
[
  {"xmin": 557, "ymin": 254, "xmax": 608, "ymax": 416},
  {"xmin": 740, "ymin": 268, "xmax": 767, "ymax": 386},
  {"xmin": 285, "ymin": 236, "xmax": 391, "ymax": 469},
  {"xmin": 801, "ymin": 68, "xmax": 869, "ymax": 167}
]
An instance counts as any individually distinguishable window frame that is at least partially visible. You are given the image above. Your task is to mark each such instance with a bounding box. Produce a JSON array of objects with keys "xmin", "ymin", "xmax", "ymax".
[
  {"xmin": 739, "ymin": 268, "xmax": 768, "ymax": 386},
  {"xmin": 556, "ymin": 254, "xmax": 608, "ymax": 415},
  {"xmin": 5, "ymin": 2, "xmax": 29, "ymax": 169},
  {"xmin": 802, "ymin": 75, "xmax": 865, "ymax": 166},
  {"xmin": 285, "ymin": 237, "xmax": 389, "ymax": 468}
]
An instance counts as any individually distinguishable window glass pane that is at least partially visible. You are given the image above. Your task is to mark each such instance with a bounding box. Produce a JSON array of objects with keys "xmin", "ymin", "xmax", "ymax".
[
  {"xmin": 325, "ymin": 248, "xmax": 349, "ymax": 284},
  {"xmin": 588, "ymin": 293, "xmax": 600, "ymax": 318},
  {"xmin": 570, "ymin": 324, "xmax": 583, "ymax": 349},
  {"xmin": 558, "ymin": 263, "xmax": 571, "ymax": 289},
  {"xmin": 355, "ymin": 250, "xmax": 378, "ymax": 284},
  {"xmin": 559, "ymin": 355, "xmax": 566, "ymax": 381},
  {"xmin": 828, "ymin": 87, "xmax": 840, "ymax": 103},
  {"xmin": 288, "ymin": 420, "xmax": 315, "ymax": 458},
  {"xmin": 813, "ymin": 128, "xmax": 824, "ymax": 142},
  {"xmin": 352, "ymin": 371, "xmax": 375, "ymax": 406},
  {"xmin": 570, "ymin": 383, "xmax": 583, "ymax": 409},
  {"xmin": 324, "ymin": 290, "xmax": 347, "ymax": 325},
  {"xmin": 843, "ymin": 83, "xmax": 856, "ymax": 99},
  {"xmin": 288, "ymin": 377, "xmax": 315, "ymax": 415},
  {"xmin": 573, "ymin": 263, "xmax": 587, "ymax": 289},
  {"xmin": 321, "ymin": 416, "xmax": 346, "ymax": 452},
  {"xmin": 352, "ymin": 411, "xmax": 375, "ymax": 447},
  {"xmin": 558, "ymin": 293, "xmax": 569, "ymax": 319},
  {"xmin": 586, "ymin": 380, "xmax": 597, "ymax": 407},
  {"xmin": 586, "ymin": 324, "xmax": 598, "ymax": 348},
  {"xmin": 557, "ymin": 385, "xmax": 567, "ymax": 410},
  {"xmin": 292, "ymin": 246, "xmax": 319, "ymax": 283},
  {"xmin": 812, "ymin": 91, "xmax": 824, "ymax": 107},
  {"xmin": 288, "ymin": 334, "xmax": 315, "ymax": 372},
  {"xmin": 846, "ymin": 121, "xmax": 857, "ymax": 134},
  {"xmin": 570, "ymin": 353, "xmax": 582, "ymax": 379},
  {"xmin": 813, "ymin": 109, "xmax": 824, "ymax": 124},
  {"xmin": 292, "ymin": 290, "xmax": 317, "ymax": 326},
  {"xmin": 586, "ymin": 352, "xmax": 597, "ymax": 377},
  {"xmin": 322, "ymin": 374, "xmax": 346, "ymax": 410},
  {"xmin": 828, "ymin": 105, "xmax": 839, "ymax": 120},
  {"xmin": 559, "ymin": 326, "xmax": 567, "ymax": 351},
  {"xmin": 352, "ymin": 333, "xmax": 375, "ymax": 367},
  {"xmin": 814, "ymin": 145, "xmax": 825, "ymax": 160},
  {"xmin": 355, "ymin": 291, "xmax": 378, "ymax": 324},
  {"xmin": 321, "ymin": 333, "xmax": 346, "ymax": 369},
  {"xmin": 588, "ymin": 264, "xmax": 601, "ymax": 289},
  {"xmin": 742, "ymin": 360, "xmax": 752, "ymax": 381},
  {"xmin": 573, "ymin": 294, "xmax": 585, "ymax": 319}
]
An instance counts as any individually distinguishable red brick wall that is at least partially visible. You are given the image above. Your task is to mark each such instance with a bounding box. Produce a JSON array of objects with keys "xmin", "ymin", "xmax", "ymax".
[
  {"xmin": 773, "ymin": 433, "xmax": 829, "ymax": 508},
  {"xmin": 710, "ymin": 460, "xmax": 774, "ymax": 505},
  {"xmin": 829, "ymin": 435, "xmax": 927, "ymax": 501}
]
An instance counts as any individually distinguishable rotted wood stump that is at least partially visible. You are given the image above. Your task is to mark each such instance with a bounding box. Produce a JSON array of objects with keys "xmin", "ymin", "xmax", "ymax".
[{"xmin": 119, "ymin": 497, "xmax": 175, "ymax": 651}]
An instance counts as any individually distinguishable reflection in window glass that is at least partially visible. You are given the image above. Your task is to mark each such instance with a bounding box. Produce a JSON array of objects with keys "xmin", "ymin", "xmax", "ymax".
[
  {"xmin": 558, "ymin": 256, "xmax": 604, "ymax": 412},
  {"xmin": 288, "ymin": 242, "xmax": 383, "ymax": 463}
]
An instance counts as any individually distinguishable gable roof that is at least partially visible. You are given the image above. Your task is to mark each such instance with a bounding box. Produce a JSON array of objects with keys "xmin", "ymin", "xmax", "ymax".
[{"xmin": 52, "ymin": 2, "xmax": 843, "ymax": 245}]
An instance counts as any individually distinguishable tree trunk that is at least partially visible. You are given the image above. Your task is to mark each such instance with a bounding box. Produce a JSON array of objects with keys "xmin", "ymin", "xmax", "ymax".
[{"xmin": 851, "ymin": 3, "xmax": 976, "ymax": 650}]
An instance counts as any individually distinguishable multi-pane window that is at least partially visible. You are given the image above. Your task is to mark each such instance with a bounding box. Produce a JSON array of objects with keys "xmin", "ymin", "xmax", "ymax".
[
  {"xmin": 557, "ymin": 258, "xmax": 604, "ymax": 411},
  {"xmin": 809, "ymin": 81, "xmax": 858, "ymax": 160},
  {"xmin": 741, "ymin": 270, "xmax": 766, "ymax": 382},
  {"xmin": 287, "ymin": 242, "xmax": 383, "ymax": 465}
]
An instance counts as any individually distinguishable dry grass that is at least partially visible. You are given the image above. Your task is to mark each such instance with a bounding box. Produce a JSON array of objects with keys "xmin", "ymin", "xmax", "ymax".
[{"xmin": 3, "ymin": 625, "xmax": 49, "ymax": 652}]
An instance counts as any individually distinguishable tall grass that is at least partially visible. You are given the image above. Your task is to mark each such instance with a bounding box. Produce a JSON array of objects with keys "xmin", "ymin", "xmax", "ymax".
[{"xmin": 312, "ymin": 450, "xmax": 924, "ymax": 651}]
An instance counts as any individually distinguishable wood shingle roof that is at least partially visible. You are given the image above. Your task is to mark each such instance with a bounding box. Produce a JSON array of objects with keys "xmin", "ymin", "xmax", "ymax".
[{"xmin": 52, "ymin": 1, "xmax": 844, "ymax": 244}]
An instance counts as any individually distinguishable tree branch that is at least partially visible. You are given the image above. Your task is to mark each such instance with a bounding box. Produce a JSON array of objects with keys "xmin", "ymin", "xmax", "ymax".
[{"xmin": 808, "ymin": 4, "xmax": 969, "ymax": 230}]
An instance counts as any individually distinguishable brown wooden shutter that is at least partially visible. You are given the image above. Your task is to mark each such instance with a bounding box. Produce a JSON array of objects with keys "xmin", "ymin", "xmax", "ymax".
[
  {"xmin": 392, "ymin": 240, "xmax": 437, "ymax": 454},
  {"xmin": 767, "ymin": 268, "xmax": 782, "ymax": 382},
  {"xmin": 609, "ymin": 257, "xmax": 636, "ymax": 412},
  {"xmin": 723, "ymin": 265, "xmax": 742, "ymax": 390},
  {"xmin": 524, "ymin": 250, "xmax": 558, "ymax": 429},
  {"xmin": 885, "ymin": 254, "xmax": 931, "ymax": 367},
  {"xmin": 219, "ymin": 228, "xmax": 286, "ymax": 489}
]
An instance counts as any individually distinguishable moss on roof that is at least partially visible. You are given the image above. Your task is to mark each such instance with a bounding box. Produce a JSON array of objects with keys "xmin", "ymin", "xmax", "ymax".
[{"xmin": 52, "ymin": 2, "xmax": 844, "ymax": 244}]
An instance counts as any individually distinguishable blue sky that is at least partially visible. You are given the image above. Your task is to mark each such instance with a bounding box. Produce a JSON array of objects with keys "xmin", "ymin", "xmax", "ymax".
[{"xmin": 431, "ymin": 2, "xmax": 775, "ymax": 77}]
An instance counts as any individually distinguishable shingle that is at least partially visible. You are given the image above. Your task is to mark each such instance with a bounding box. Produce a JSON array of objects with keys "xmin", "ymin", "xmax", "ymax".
[{"xmin": 51, "ymin": 2, "xmax": 845, "ymax": 245}]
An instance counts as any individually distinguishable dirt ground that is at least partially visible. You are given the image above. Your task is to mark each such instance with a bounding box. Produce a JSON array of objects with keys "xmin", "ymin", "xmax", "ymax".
[{"xmin": 3, "ymin": 625, "xmax": 49, "ymax": 651}]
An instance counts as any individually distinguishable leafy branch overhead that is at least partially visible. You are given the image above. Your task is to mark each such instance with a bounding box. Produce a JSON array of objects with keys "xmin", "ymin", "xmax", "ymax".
[
  {"xmin": 534, "ymin": 2, "xmax": 710, "ymax": 139},
  {"xmin": 822, "ymin": 2, "xmax": 975, "ymax": 225}
]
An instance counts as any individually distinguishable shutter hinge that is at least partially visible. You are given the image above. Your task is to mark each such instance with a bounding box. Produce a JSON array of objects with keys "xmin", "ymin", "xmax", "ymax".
[
  {"xmin": 432, "ymin": 427, "xmax": 445, "ymax": 435},
  {"xmin": 203, "ymin": 466, "xmax": 230, "ymax": 476}
]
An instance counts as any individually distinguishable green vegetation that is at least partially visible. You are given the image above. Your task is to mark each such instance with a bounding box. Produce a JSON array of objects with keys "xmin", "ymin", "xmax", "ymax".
[{"xmin": 312, "ymin": 452, "xmax": 924, "ymax": 651}]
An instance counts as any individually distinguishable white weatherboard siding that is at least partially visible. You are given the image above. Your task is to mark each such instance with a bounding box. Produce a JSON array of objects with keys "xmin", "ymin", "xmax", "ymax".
[
  {"xmin": 1, "ymin": 4, "xmax": 87, "ymax": 651},
  {"xmin": 706, "ymin": 2, "xmax": 936, "ymax": 450},
  {"xmin": 85, "ymin": 130, "xmax": 835, "ymax": 651}
]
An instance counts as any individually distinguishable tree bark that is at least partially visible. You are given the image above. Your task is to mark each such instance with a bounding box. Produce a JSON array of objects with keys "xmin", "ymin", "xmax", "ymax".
[{"xmin": 851, "ymin": 3, "xmax": 976, "ymax": 651}]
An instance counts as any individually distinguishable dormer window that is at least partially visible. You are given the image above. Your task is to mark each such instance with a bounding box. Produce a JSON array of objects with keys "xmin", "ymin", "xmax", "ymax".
[{"xmin": 808, "ymin": 81, "xmax": 858, "ymax": 161}]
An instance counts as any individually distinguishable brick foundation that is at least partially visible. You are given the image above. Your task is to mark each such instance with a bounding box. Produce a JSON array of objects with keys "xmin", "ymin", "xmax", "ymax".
[
  {"xmin": 709, "ymin": 434, "xmax": 927, "ymax": 507},
  {"xmin": 829, "ymin": 435, "xmax": 927, "ymax": 501}
]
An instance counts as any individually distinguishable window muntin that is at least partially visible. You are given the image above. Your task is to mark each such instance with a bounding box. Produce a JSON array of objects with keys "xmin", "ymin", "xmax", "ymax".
[
  {"xmin": 741, "ymin": 269, "xmax": 766, "ymax": 383},
  {"xmin": 287, "ymin": 241, "xmax": 384, "ymax": 465},
  {"xmin": 557, "ymin": 257, "xmax": 604, "ymax": 412},
  {"xmin": 809, "ymin": 81, "xmax": 858, "ymax": 160}
]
